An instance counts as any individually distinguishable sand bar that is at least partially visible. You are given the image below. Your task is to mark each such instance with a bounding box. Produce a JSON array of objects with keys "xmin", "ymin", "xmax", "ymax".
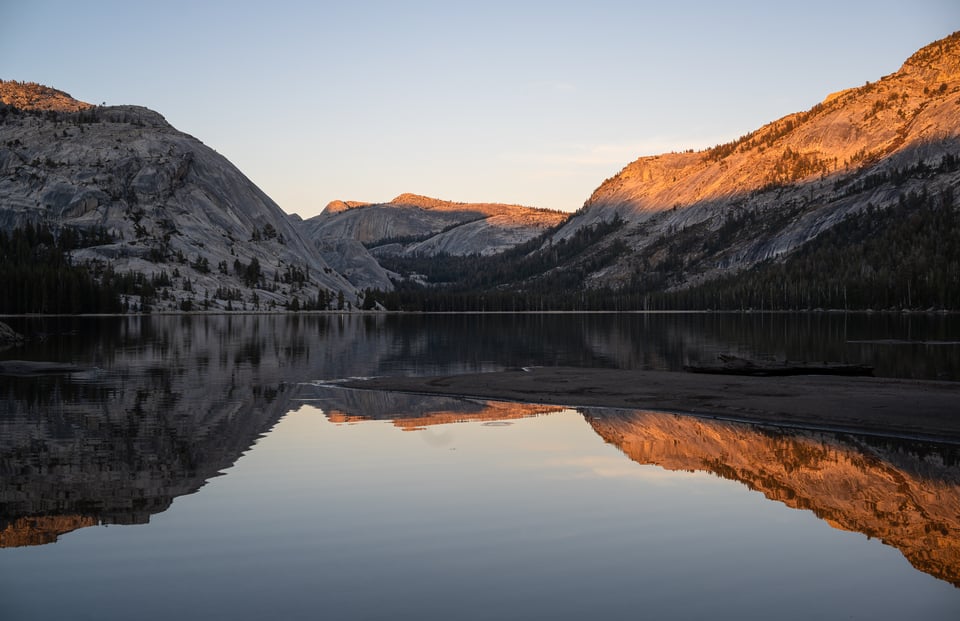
[{"xmin": 343, "ymin": 367, "xmax": 960, "ymax": 443}]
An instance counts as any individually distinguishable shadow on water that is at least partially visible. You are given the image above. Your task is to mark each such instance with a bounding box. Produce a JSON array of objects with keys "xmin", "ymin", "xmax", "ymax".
[{"xmin": 1, "ymin": 314, "xmax": 958, "ymax": 588}]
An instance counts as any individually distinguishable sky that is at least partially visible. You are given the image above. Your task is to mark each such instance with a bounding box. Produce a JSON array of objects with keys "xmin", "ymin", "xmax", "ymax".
[{"xmin": 2, "ymin": 1, "xmax": 958, "ymax": 217}]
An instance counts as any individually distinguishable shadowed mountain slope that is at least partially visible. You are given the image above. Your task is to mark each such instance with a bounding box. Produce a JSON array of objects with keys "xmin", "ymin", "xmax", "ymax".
[{"xmin": 0, "ymin": 83, "xmax": 357, "ymax": 311}]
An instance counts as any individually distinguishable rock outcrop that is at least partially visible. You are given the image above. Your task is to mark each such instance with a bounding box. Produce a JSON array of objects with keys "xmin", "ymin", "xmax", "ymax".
[
  {"xmin": 0, "ymin": 80, "xmax": 93, "ymax": 113},
  {"xmin": 0, "ymin": 84, "xmax": 357, "ymax": 310}
]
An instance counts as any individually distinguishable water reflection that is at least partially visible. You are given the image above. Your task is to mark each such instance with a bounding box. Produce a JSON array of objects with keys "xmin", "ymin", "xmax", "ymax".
[
  {"xmin": 297, "ymin": 386, "xmax": 960, "ymax": 587},
  {"xmin": 0, "ymin": 373, "xmax": 291, "ymax": 548},
  {"xmin": 307, "ymin": 386, "xmax": 564, "ymax": 431},
  {"xmin": 2, "ymin": 313, "xmax": 959, "ymax": 381},
  {"xmin": 2, "ymin": 314, "xmax": 959, "ymax": 593},
  {"xmin": 582, "ymin": 409, "xmax": 960, "ymax": 588},
  {"xmin": 0, "ymin": 317, "xmax": 312, "ymax": 547}
]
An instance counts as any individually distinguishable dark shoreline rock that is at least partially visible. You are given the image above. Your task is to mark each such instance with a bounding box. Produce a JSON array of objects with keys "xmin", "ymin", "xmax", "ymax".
[{"xmin": 0, "ymin": 321, "xmax": 25, "ymax": 348}]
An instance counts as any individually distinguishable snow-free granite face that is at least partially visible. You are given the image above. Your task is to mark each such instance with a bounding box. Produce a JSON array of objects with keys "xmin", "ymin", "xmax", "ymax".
[
  {"xmin": 0, "ymin": 86, "xmax": 357, "ymax": 311},
  {"xmin": 302, "ymin": 193, "xmax": 568, "ymax": 257},
  {"xmin": 312, "ymin": 237, "xmax": 397, "ymax": 291},
  {"xmin": 553, "ymin": 32, "xmax": 960, "ymax": 288}
]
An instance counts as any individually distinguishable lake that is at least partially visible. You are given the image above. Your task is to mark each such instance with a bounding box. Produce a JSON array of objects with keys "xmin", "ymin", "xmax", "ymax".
[{"xmin": 1, "ymin": 313, "xmax": 959, "ymax": 619}]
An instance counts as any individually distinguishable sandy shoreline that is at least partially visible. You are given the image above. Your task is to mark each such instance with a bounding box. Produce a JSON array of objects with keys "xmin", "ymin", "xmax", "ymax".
[{"xmin": 343, "ymin": 367, "xmax": 960, "ymax": 443}]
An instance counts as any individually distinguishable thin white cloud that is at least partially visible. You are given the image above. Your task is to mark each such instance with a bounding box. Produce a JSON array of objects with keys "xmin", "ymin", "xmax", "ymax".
[
  {"xmin": 501, "ymin": 138, "xmax": 720, "ymax": 169},
  {"xmin": 527, "ymin": 80, "xmax": 577, "ymax": 93}
]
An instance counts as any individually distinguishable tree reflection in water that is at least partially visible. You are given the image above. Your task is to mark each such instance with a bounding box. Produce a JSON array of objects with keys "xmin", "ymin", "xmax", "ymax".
[{"xmin": 1, "ymin": 314, "xmax": 958, "ymax": 591}]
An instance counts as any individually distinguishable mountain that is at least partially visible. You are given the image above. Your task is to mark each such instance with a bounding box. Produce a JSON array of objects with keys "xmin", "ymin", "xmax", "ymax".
[
  {"xmin": 369, "ymin": 33, "xmax": 960, "ymax": 311},
  {"xmin": 301, "ymin": 192, "xmax": 567, "ymax": 258},
  {"xmin": 550, "ymin": 32, "xmax": 960, "ymax": 296},
  {"xmin": 0, "ymin": 81, "xmax": 357, "ymax": 312},
  {"xmin": 6, "ymin": 32, "xmax": 958, "ymax": 314}
]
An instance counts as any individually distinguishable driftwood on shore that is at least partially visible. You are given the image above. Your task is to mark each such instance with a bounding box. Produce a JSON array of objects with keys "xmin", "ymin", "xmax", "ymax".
[{"xmin": 684, "ymin": 354, "xmax": 874, "ymax": 377}]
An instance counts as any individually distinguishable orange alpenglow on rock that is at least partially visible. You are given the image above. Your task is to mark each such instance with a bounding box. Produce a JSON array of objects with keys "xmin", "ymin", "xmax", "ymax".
[
  {"xmin": 0, "ymin": 515, "xmax": 99, "ymax": 548},
  {"xmin": 0, "ymin": 80, "xmax": 93, "ymax": 112},
  {"xmin": 585, "ymin": 409, "xmax": 960, "ymax": 587}
]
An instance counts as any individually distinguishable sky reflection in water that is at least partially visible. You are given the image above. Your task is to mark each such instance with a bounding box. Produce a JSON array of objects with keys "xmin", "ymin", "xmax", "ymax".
[
  {"xmin": 2, "ymin": 314, "xmax": 959, "ymax": 619},
  {"xmin": 2, "ymin": 395, "xmax": 959, "ymax": 621}
]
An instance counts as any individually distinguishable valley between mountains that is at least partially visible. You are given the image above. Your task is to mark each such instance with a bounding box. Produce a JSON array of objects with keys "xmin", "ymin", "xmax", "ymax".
[{"xmin": 2, "ymin": 32, "xmax": 959, "ymax": 313}]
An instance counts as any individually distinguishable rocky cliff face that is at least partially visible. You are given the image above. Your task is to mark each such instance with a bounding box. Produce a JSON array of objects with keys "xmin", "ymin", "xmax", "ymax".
[
  {"xmin": 309, "ymin": 236, "xmax": 397, "ymax": 291},
  {"xmin": 585, "ymin": 409, "xmax": 960, "ymax": 587},
  {"xmin": 553, "ymin": 32, "xmax": 960, "ymax": 288},
  {"xmin": 301, "ymin": 192, "xmax": 567, "ymax": 257},
  {"xmin": 0, "ymin": 84, "xmax": 357, "ymax": 310}
]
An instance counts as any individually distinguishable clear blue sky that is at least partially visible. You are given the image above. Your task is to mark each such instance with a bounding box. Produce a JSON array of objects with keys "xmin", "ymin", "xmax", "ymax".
[{"xmin": 2, "ymin": 1, "xmax": 957, "ymax": 216}]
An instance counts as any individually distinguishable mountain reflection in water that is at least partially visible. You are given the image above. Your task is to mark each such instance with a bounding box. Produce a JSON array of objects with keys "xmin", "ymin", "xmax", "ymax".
[
  {"xmin": 309, "ymin": 386, "xmax": 564, "ymax": 430},
  {"xmin": 583, "ymin": 409, "xmax": 960, "ymax": 587},
  {"xmin": 307, "ymin": 386, "xmax": 960, "ymax": 587},
  {"xmin": 0, "ymin": 365, "xmax": 291, "ymax": 548},
  {"xmin": 1, "ymin": 314, "xmax": 959, "ymax": 592}
]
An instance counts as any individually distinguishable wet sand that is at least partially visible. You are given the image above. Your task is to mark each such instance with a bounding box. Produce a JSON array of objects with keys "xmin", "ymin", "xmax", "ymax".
[{"xmin": 343, "ymin": 367, "xmax": 960, "ymax": 443}]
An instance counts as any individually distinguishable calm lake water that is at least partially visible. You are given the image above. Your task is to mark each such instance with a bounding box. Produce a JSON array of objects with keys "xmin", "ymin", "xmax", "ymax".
[{"xmin": 1, "ymin": 313, "xmax": 959, "ymax": 620}]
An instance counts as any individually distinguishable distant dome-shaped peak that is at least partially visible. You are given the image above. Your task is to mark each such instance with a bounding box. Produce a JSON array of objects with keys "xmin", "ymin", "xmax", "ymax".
[
  {"xmin": 389, "ymin": 193, "xmax": 451, "ymax": 208},
  {"xmin": 323, "ymin": 200, "xmax": 371, "ymax": 214}
]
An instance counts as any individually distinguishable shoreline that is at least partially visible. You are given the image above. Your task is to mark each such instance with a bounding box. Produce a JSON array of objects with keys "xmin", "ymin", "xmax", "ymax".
[
  {"xmin": 2, "ymin": 308, "xmax": 959, "ymax": 318},
  {"xmin": 342, "ymin": 367, "xmax": 960, "ymax": 444}
]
